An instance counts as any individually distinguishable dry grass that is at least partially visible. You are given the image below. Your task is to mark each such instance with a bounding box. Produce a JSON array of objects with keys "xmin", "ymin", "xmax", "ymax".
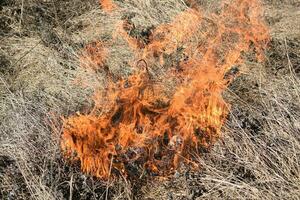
[
  {"xmin": 141, "ymin": 63, "xmax": 300, "ymax": 199},
  {"xmin": 0, "ymin": 0, "xmax": 299, "ymax": 199}
]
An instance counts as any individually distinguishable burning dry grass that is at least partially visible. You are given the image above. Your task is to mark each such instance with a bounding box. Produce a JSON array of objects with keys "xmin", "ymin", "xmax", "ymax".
[
  {"xmin": 0, "ymin": 0, "xmax": 299, "ymax": 199},
  {"xmin": 60, "ymin": 0, "xmax": 269, "ymax": 180},
  {"xmin": 140, "ymin": 59, "xmax": 300, "ymax": 199},
  {"xmin": 99, "ymin": 0, "xmax": 118, "ymax": 12}
]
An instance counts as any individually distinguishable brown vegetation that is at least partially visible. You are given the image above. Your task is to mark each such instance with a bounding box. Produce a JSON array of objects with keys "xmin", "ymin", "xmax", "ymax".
[{"xmin": 0, "ymin": 0, "xmax": 299, "ymax": 199}]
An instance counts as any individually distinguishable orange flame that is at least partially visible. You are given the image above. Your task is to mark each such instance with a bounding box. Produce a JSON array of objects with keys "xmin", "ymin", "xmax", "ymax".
[
  {"xmin": 61, "ymin": 0, "xmax": 269, "ymax": 180},
  {"xmin": 80, "ymin": 41, "xmax": 108, "ymax": 71},
  {"xmin": 99, "ymin": 0, "xmax": 117, "ymax": 12}
]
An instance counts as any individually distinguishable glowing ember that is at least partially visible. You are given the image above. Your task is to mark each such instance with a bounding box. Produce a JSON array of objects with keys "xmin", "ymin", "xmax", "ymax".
[{"xmin": 61, "ymin": 0, "xmax": 269, "ymax": 180}]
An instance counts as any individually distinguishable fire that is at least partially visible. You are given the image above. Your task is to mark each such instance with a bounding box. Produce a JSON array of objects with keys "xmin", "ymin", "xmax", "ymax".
[
  {"xmin": 99, "ymin": 0, "xmax": 117, "ymax": 12},
  {"xmin": 80, "ymin": 42, "xmax": 108, "ymax": 71},
  {"xmin": 61, "ymin": 0, "xmax": 269, "ymax": 179}
]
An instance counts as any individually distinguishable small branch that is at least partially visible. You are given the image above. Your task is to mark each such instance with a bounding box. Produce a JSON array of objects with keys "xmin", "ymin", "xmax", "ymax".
[
  {"xmin": 69, "ymin": 174, "xmax": 74, "ymax": 200},
  {"xmin": 105, "ymin": 157, "xmax": 114, "ymax": 200},
  {"xmin": 20, "ymin": 0, "xmax": 24, "ymax": 29}
]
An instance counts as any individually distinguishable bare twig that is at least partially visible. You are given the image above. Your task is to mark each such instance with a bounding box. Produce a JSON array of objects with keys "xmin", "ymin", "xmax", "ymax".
[
  {"xmin": 12, "ymin": 40, "xmax": 42, "ymax": 66},
  {"xmin": 69, "ymin": 174, "xmax": 74, "ymax": 200},
  {"xmin": 105, "ymin": 157, "xmax": 114, "ymax": 200},
  {"xmin": 20, "ymin": 0, "xmax": 24, "ymax": 29}
]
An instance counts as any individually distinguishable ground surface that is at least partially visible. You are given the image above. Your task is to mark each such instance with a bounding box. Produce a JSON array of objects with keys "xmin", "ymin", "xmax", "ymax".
[{"xmin": 0, "ymin": 0, "xmax": 299, "ymax": 199}]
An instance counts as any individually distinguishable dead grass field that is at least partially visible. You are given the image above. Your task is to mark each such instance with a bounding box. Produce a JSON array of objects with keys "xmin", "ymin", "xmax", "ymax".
[{"xmin": 0, "ymin": 0, "xmax": 299, "ymax": 199}]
